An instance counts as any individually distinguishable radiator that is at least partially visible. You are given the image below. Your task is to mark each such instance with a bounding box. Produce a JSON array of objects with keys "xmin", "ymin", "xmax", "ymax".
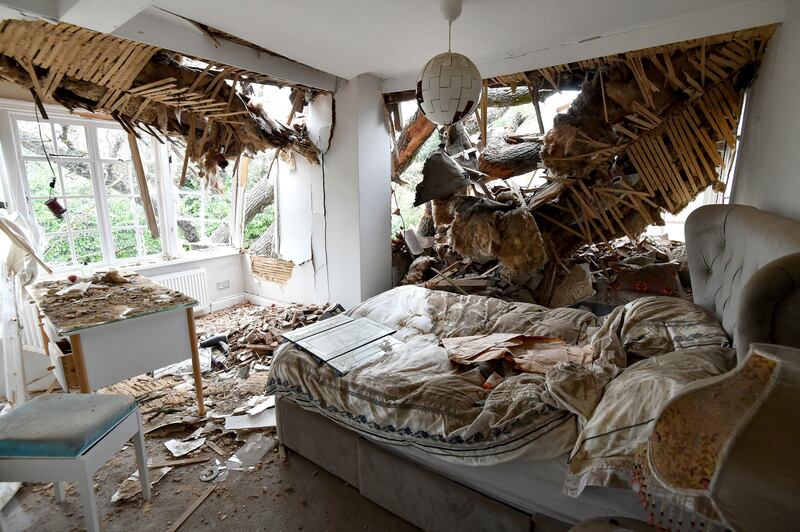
[
  {"xmin": 19, "ymin": 300, "xmax": 45, "ymax": 352},
  {"xmin": 149, "ymin": 268, "xmax": 210, "ymax": 314}
]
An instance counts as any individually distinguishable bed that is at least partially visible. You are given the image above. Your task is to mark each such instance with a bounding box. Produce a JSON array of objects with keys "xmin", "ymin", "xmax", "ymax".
[{"xmin": 267, "ymin": 204, "xmax": 800, "ymax": 530}]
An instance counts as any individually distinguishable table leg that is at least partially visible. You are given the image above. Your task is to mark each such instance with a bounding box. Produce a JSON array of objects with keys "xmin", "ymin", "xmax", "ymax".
[
  {"xmin": 69, "ymin": 334, "xmax": 91, "ymax": 393},
  {"xmin": 36, "ymin": 312, "xmax": 50, "ymax": 357},
  {"xmin": 185, "ymin": 307, "xmax": 206, "ymax": 416}
]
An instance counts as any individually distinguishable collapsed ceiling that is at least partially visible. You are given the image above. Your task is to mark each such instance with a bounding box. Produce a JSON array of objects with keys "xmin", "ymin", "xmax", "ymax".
[
  {"xmin": 0, "ymin": 19, "xmax": 322, "ymax": 186},
  {"xmin": 389, "ymin": 25, "xmax": 776, "ymax": 305}
]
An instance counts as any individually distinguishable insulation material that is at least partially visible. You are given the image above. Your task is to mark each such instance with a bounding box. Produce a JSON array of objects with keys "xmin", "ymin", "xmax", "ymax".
[
  {"xmin": 401, "ymin": 256, "xmax": 439, "ymax": 285},
  {"xmin": 0, "ymin": 19, "xmax": 324, "ymax": 188},
  {"xmin": 549, "ymin": 264, "xmax": 595, "ymax": 308},
  {"xmin": 450, "ymin": 198, "xmax": 547, "ymax": 276}
]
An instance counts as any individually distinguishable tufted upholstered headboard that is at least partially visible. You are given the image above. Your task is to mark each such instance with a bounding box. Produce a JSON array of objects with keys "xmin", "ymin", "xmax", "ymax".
[{"xmin": 685, "ymin": 205, "xmax": 800, "ymax": 361}]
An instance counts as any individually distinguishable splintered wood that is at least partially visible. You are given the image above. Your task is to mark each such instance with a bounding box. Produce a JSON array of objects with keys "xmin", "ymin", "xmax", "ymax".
[
  {"xmin": 251, "ymin": 256, "xmax": 295, "ymax": 285},
  {"xmin": 0, "ymin": 19, "xmax": 323, "ymax": 188}
]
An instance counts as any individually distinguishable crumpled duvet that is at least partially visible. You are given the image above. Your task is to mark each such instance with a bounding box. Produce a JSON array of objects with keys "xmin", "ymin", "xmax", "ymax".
[{"xmin": 266, "ymin": 286, "xmax": 733, "ymax": 469}]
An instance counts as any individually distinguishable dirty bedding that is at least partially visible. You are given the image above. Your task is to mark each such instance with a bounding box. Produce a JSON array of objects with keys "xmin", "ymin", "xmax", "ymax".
[{"xmin": 266, "ymin": 286, "xmax": 734, "ymax": 493}]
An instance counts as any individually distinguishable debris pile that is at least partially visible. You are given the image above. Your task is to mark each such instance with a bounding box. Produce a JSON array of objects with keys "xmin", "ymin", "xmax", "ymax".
[
  {"xmin": 390, "ymin": 26, "xmax": 774, "ymax": 309},
  {"xmin": 398, "ymin": 231, "xmax": 688, "ymax": 311},
  {"xmin": 92, "ymin": 300, "xmax": 336, "ymax": 508}
]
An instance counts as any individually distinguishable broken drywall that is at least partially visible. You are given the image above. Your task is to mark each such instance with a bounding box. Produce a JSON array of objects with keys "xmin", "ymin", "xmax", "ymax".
[{"xmin": 307, "ymin": 92, "xmax": 334, "ymax": 153}]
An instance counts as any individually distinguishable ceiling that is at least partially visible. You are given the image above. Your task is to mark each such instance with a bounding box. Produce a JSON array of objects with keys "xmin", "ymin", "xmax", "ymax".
[{"xmin": 153, "ymin": 0, "xmax": 783, "ymax": 87}]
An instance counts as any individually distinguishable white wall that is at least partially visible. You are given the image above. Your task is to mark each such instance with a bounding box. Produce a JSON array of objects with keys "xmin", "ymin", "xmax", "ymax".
[
  {"xmin": 323, "ymin": 74, "xmax": 392, "ymax": 308},
  {"xmin": 134, "ymin": 251, "xmax": 244, "ymax": 310},
  {"xmin": 732, "ymin": 1, "xmax": 799, "ymax": 220},
  {"xmin": 243, "ymin": 155, "xmax": 329, "ymax": 305}
]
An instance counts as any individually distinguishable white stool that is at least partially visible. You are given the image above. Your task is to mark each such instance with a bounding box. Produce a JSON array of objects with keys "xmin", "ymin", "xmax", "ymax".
[{"xmin": 0, "ymin": 394, "xmax": 150, "ymax": 532}]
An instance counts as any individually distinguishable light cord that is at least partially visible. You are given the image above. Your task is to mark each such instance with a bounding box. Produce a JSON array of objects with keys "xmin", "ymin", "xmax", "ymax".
[{"xmin": 448, "ymin": 21, "xmax": 452, "ymax": 52}]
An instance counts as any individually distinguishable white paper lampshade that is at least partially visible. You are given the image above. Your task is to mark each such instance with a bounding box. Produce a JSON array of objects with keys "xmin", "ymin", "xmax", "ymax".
[{"xmin": 415, "ymin": 52, "xmax": 482, "ymax": 126}]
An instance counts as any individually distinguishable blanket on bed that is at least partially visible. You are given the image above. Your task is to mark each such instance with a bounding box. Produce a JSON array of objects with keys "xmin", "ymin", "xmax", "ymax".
[{"xmin": 266, "ymin": 286, "xmax": 734, "ymax": 468}]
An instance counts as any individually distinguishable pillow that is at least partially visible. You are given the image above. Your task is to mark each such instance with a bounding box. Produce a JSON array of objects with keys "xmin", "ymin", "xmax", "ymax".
[
  {"xmin": 563, "ymin": 345, "xmax": 734, "ymax": 497},
  {"xmin": 618, "ymin": 296, "xmax": 729, "ymax": 359}
]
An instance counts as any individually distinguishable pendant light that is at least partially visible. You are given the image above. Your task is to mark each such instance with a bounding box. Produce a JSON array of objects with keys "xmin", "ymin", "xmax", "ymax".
[{"xmin": 415, "ymin": 0, "xmax": 482, "ymax": 127}]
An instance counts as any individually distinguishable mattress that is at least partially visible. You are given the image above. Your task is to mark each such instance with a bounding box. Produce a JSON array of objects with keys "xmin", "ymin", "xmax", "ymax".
[{"xmin": 384, "ymin": 443, "xmax": 647, "ymax": 524}]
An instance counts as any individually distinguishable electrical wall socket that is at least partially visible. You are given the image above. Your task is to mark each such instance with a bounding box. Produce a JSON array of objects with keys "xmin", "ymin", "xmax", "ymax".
[{"xmin": 216, "ymin": 280, "xmax": 230, "ymax": 290}]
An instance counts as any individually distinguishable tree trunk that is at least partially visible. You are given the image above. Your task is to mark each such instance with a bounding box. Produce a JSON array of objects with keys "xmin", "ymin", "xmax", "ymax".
[
  {"xmin": 249, "ymin": 224, "xmax": 277, "ymax": 257},
  {"xmin": 392, "ymin": 109, "xmax": 436, "ymax": 180},
  {"xmin": 210, "ymin": 174, "xmax": 275, "ymax": 244},
  {"xmin": 177, "ymin": 219, "xmax": 200, "ymax": 242},
  {"xmin": 479, "ymin": 137, "xmax": 542, "ymax": 180}
]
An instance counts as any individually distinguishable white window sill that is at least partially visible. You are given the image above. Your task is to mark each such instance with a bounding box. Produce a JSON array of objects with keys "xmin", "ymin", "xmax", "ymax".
[{"xmin": 39, "ymin": 246, "xmax": 242, "ymax": 280}]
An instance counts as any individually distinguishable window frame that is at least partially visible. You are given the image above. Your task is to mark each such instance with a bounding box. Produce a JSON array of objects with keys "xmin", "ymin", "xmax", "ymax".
[{"xmin": 0, "ymin": 98, "xmax": 239, "ymax": 273}]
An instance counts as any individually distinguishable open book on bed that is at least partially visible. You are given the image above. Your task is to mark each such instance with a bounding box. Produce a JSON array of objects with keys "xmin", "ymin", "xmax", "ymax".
[{"xmin": 282, "ymin": 314, "xmax": 401, "ymax": 375}]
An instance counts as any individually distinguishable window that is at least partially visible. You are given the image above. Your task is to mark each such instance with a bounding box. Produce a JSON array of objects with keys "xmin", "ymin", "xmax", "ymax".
[
  {"xmin": 16, "ymin": 119, "xmax": 104, "ymax": 266},
  {"xmin": 2, "ymin": 105, "xmax": 242, "ymax": 270},
  {"xmin": 96, "ymin": 127, "xmax": 162, "ymax": 260},
  {"xmin": 168, "ymin": 143, "xmax": 233, "ymax": 252}
]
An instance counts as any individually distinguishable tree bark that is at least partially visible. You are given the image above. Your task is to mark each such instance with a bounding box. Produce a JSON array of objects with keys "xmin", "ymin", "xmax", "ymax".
[
  {"xmin": 209, "ymin": 173, "xmax": 275, "ymax": 244},
  {"xmin": 392, "ymin": 109, "xmax": 436, "ymax": 180},
  {"xmin": 479, "ymin": 137, "xmax": 542, "ymax": 180},
  {"xmin": 177, "ymin": 219, "xmax": 200, "ymax": 243},
  {"xmin": 249, "ymin": 224, "xmax": 277, "ymax": 257}
]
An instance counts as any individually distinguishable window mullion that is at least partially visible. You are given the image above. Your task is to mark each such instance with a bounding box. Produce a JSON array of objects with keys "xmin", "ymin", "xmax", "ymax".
[
  {"xmin": 154, "ymin": 141, "xmax": 179, "ymax": 257},
  {"xmin": 0, "ymin": 111, "xmax": 30, "ymax": 215},
  {"xmin": 85, "ymin": 125, "xmax": 114, "ymax": 265}
]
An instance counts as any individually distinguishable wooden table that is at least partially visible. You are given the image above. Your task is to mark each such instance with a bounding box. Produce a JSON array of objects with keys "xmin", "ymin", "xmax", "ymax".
[{"xmin": 28, "ymin": 272, "xmax": 206, "ymax": 415}]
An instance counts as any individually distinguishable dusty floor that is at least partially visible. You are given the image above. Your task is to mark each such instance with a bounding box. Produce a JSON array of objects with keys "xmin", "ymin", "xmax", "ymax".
[
  {"xmin": 1, "ymin": 303, "xmax": 416, "ymax": 531},
  {"xmin": 1, "ymin": 438, "xmax": 417, "ymax": 531}
]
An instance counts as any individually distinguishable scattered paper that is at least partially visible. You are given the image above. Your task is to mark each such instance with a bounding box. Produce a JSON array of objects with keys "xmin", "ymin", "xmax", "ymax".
[
  {"xmin": 165, "ymin": 437, "xmax": 206, "ymax": 457},
  {"xmin": 224, "ymin": 408, "xmax": 276, "ymax": 431},
  {"xmin": 234, "ymin": 395, "xmax": 275, "ymax": 415},
  {"xmin": 111, "ymin": 467, "xmax": 171, "ymax": 503},
  {"xmin": 55, "ymin": 281, "xmax": 94, "ymax": 296},
  {"xmin": 226, "ymin": 433, "xmax": 276, "ymax": 472}
]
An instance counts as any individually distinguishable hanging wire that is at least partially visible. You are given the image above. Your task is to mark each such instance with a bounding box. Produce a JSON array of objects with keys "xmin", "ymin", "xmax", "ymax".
[
  {"xmin": 34, "ymin": 105, "xmax": 57, "ymax": 199},
  {"xmin": 448, "ymin": 20, "xmax": 452, "ymax": 52}
]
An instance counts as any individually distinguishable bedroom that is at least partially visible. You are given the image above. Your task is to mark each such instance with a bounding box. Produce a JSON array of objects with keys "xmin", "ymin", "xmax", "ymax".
[{"xmin": 0, "ymin": 0, "xmax": 798, "ymax": 531}]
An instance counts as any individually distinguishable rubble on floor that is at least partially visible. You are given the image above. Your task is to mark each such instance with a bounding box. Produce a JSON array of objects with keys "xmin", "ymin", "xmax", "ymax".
[{"xmin": 89, "ymin": 300, "xmax": 336, "ymax": 510}]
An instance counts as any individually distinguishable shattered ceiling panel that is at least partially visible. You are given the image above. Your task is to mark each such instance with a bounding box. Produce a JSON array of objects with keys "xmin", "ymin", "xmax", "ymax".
[
  {"xmin": 0, "ymin": 19, "xmax": 327, "ymax": 186},
  {"xmin": 390, "ymin": 25, "xmax": 777, "ymax": 305}
]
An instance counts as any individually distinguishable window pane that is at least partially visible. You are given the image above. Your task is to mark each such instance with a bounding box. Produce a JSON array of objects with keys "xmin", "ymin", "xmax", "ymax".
[
  {"xmin": 112, "ymin": 229, "xmax": 138, "ymax": 259},
  {"xmin": 143, "ymin": 231, "xmax": 162, "ymax": 255},
  {"xmin": 138, "ymin": 136, "xmax": 153, "ymax": 162},
  {"xmin": 54, "ymin": 124, "xmax": 88, "ymax": 157},
  {"xmin": 68, "ymin": 198, "xmax": 98, "ymax": 230},
  {"xmin": 25, "ymin": 160, "xmax": 58, "ymax": 197},
  {"xmin": 32, "ymin": 200, "xmax": 68, "ymax": 233},
  {"xmin": 103, "ymin": 162, "xmax": 131, "ymax": 195},
  {"xmin": 42, "ymin": 236, "xmax": 71, "ymax": 266},
  {"xmin": 61, "ymin": 162, "xmax": 93, "ymax": 195},
  {"xmin": 178, "ymin": 195, "xmax": 200, "ymax": 218},
  {"xmin": 205, "ymin": 220, "xmax": 221, "ymax": 239},
  {"xmin": 74, "ymin": 232, "xmax": 102, "ymax": 264},
  {"xmin": 17, "ymin": 120, "xmax": 53, "ymax": 156},
  {"xmin": 97, "ymin": 128, "xmax": 130, "ymax": 160},
  {"xmin": 207, "ymin": 193, "xmax": 230, "ymax": 220},
  {"xmin": 108, "ymin": 197, "xmax": 135, "ymax": 226}
]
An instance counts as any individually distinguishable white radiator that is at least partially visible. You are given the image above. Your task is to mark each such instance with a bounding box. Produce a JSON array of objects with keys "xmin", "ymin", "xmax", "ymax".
[
  {"xmin": 150, "ymin": 268, "xmax": 210, "ymax": 314},
  {"xmin": 19, "ymin": 300, "xmax": 45, "ymax": 352}
]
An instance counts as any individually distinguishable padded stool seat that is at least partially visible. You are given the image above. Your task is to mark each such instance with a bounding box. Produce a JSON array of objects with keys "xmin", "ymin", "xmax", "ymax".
[
  {"xmin": 0, "ymin": 393, "xmax": 149, "ymax": 532},
  {"xmin": 0, "ymin": 394, "xmax": 136, "ymax": 458}
]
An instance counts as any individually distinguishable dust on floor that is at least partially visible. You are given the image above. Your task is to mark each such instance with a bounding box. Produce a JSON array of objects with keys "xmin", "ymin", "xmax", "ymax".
[{"xmin": 2, "ymin": 302, "xmax": 414, "ymax": 531}]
